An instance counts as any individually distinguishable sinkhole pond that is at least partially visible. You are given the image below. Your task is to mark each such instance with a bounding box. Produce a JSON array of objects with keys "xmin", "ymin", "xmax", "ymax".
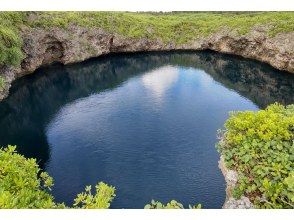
[{"xmin": 0, "ymin": 51, "xmax": 293, "ymax": 208}]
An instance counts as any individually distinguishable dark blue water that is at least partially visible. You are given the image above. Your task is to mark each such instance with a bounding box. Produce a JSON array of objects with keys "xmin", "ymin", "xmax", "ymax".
[{"xmin": 0, "ymin": 51, "xmax": 293, "ymax": 208}]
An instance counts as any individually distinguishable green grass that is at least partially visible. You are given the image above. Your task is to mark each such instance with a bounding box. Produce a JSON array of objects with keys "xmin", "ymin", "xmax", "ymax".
[
  {"xmin": 0, "ymin": 12, "xmax": 294, "ymax": 67},
  {"xmin": 28, "ymin": 12, "xmax": 294, "ymax": 42},
  {"xmin": 0, "ymin": 76, "xmax": 5, "ymax": 91},
  {"xmin": 0, "ymin": 12, "xmax": 25, "ymax": 67}
]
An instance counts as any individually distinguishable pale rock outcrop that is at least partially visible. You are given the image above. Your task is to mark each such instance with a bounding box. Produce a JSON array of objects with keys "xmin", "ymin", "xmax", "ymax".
[{"xmin": 219, "ymin": 156, "xmax": 254, "ymax": 209}]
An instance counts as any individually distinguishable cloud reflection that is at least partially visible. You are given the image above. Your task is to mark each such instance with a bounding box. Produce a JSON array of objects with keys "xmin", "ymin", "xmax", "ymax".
[{"xmin": 142, "ymin": 65, "xmax": 179, "ymax": 100}]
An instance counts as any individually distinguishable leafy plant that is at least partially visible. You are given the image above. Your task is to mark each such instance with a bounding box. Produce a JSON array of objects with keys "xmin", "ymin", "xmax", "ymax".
[
  {"xmin": 217, "ymin": 103, "xmax": 294, "ymax": 208},
  {"xmin": 73, "ymin": 182, "xmax": 115, "ymax": 209},
  {"xmin": 0, "ymin": 145, "xmax": 115, "ymax": 209},
  {"xmin": 144, "ymin": 199, "xmax": 201, "ymax": 209},
  {"xmin": 0, "ymin": 145, "xmax": 61, "ymax": 208}
]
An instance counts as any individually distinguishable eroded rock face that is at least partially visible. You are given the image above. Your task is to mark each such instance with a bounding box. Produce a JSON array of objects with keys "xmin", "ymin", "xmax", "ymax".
[
  {"xmin": 0, "ymin": 66, "xmax": 16, "ymax": 101},
  {"xmin": 223, "ymin": 197, "xmax": 254, "ymax": 209},
  {"xmin": 0, "ymin": 25, "xmax": 293, "ymax": 100},
  {"xmin": 18, "ymin": 25, "xmax": 294, "ymax": 76},
  {"xmin": 204, "ymin": 29, "xmax": 294, "ymax": 73}
]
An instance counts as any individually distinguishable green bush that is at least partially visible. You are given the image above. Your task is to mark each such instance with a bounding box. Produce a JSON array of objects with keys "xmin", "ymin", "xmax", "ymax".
[
  {"xmin": 144, "ymin": 200, "xmax": 201, "ymax": 209},
  {"xmin": 217, "ymin": 103, "xmax": 294, "ymax": 208},
  {"xmin": 0, "ymin": 145, "xmax": 115, "ymax": 209},
  {"xmin": 73, "ymin": 182, "xmax": 115, "ymax": 209}
]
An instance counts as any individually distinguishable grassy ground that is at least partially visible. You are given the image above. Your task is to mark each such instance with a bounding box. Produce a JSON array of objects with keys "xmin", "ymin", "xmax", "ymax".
[
  {"xmin": 0, "ymin": 12, "xmax": 294, "ymax": 67},
  {"xmin": 0, "ymin": 12, "xmax": 24, "ymax": 67}
]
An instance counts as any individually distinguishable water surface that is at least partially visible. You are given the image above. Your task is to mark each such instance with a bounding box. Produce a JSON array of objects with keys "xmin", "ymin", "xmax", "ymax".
[{"xmin": 0, "ymin": 51, "xmax": 293, "ymax": 208}]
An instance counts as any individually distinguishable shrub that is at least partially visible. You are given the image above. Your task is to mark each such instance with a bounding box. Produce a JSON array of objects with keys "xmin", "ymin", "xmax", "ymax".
[
  {"xmin": 144, "ymin": 199, "xmax": 201, "ymax": 209},
  {"xmin": 217, "ymin": 103, "xmax": 294, "ymax": 208},
  {"xmin": 0, "ymin": 145, "xmax": 60, "ymax": 208},
  {"xmin": 73, "ymin": 182, "xmax": 115, "ymax": 209},
  {"xmin": 0, "ymin": 145, "xmax": 115, "ymax": 209}
]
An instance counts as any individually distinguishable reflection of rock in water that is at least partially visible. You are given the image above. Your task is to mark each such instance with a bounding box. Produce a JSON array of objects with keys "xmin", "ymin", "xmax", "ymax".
[
  {"xmin": 190, "ymin": 52, "xmax": 294, "ymax": 108},
  {"xmin": 0, "ymin": 51, "xmax": 293, "ymax": 166}
]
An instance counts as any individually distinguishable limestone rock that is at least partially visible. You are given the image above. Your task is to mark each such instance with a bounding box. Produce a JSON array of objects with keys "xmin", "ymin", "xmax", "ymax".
[
  {"xmin": 223, "ymin": 196, "xmax": 254, "ymax": 209},
  {"xmin": 219, "ymin": 156, "xmax": 254, "ymax": 209},
  {"xmin": 0, "ymin": 25, "xmax": 293, "ymax": 101}
]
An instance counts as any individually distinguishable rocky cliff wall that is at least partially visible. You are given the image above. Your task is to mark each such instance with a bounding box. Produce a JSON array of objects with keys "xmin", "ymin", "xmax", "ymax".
[{"xmin": 0, "ymin": 25, "xmax": 293, "ymax": 100}]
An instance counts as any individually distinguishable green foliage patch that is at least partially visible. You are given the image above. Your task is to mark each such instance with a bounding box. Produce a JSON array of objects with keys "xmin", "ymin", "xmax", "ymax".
[
  {"xmin": 73, "ymin": 182, "xmax": 115, "ymax": 209},
  {"xmin": 144, "ymin": 199, "xmax": 201, "ymax": 209},
  {"xmin": 0, "ymin": 12, "xmax": 24, "ymax": 67},
  {"xmin": 0, "ymin": 145, "xmax": 115, "ymax": 209},
  {"xmin": 0, "ymin": 145, "xmax": 60, "ymax": 208},
  {"xmin": 217, "ymin": 103, "xmax": 294, "ymax": 208}
]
